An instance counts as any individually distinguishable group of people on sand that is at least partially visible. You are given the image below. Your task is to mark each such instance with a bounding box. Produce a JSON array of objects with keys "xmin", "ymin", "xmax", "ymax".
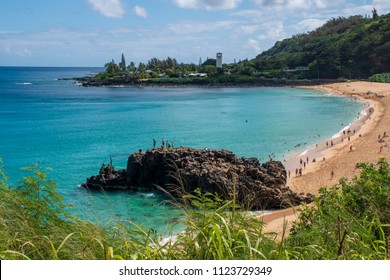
[{"xmin": 288, "ymin": 127, "xmax": 360, "ymax": 179}]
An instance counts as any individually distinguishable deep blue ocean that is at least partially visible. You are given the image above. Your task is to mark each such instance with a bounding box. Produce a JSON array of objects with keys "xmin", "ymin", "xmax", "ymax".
[{"xmin": 0, "ymin": 67, "xmax": 363, "ymax": 234}]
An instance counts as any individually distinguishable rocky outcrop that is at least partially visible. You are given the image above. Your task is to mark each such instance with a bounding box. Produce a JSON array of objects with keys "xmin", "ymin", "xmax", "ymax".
[{"xmin": 82, "ymin": 147, "xmax": 313, "ymax": 210}]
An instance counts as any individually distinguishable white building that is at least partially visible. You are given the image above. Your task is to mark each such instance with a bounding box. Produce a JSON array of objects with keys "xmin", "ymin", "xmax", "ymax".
[{"xmin": 216, "ymin": 52, "xmax": 222, "ymax": 68}]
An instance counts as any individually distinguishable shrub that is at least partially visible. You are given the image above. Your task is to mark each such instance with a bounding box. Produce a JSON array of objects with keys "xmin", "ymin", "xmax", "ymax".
[{"xmin": 368, "ymin": 73, "xmax": 390, "ymax": 83}]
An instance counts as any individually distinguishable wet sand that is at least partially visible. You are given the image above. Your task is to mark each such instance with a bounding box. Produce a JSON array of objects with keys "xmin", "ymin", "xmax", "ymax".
[{"xmin": 261, "ymin": 81, "xmax": 390, "ymax": 238}]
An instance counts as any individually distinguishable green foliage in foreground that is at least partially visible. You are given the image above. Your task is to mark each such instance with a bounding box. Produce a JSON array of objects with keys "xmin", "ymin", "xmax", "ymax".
[
  {"xmin": 0, "ymin": 159, "xmax": 389, "ymax": 260},
  {"xmin": 368, "ymin": 73, "xmax": 390, "ymax": 83},
  {"xmin": 288, "ymin": 159, "xmax": 390, "ymax": 259}
]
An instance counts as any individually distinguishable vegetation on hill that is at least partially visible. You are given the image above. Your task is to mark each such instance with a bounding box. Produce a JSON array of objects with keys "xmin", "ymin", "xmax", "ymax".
[
  {"xmin": 86, "ymin": 11, "xmax": 390, "ymax": 86},
  {"xmin": 1, "ymin": 158, "xmax": 389, "ymax": 260},
  {"xmin": 253, "ymin": 12, "xmax": 390, "ymax": 79}
]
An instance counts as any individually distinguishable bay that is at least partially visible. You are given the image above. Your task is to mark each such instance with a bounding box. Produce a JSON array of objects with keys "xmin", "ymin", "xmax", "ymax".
[{"xmin": 0, "ymin": 67, "xmax": 364, "ymax": 234}]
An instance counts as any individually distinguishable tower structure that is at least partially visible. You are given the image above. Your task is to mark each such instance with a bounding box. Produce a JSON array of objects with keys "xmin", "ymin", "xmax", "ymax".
[{"xmin": 216, "ymin": 52, "xmax": 222, "ymax": 68}]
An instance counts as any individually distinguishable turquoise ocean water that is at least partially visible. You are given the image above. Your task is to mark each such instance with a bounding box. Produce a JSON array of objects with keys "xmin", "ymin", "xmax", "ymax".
[{"xmin": 0, "ymin": 67, "xmax": 364, "ymax": 234}]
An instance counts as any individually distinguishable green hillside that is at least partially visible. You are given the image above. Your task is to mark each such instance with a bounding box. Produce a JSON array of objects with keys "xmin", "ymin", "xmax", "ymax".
[{"xmin": 253, "ymin": 12, "xmax": 390, "ymax": 79}]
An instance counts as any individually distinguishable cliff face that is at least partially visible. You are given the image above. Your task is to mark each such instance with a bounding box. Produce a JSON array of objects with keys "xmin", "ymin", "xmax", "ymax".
[{"xmin": 83, "ymin": 147, "xmax": 313, "ymax": 210}]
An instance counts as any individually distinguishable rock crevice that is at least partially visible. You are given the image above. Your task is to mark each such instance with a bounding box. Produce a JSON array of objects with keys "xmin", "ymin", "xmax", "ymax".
[{"xmin": 82, "ymin": 147, "xmax": 313, "ymax": 209}]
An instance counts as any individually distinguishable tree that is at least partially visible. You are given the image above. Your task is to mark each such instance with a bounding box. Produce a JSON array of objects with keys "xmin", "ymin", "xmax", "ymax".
[
  {"xmin": 119, "ymin": 53, "xmax": 126, "ymax": 71},
  {"xmin": 372, "ymin": 8, "xmax": 378, "ymax": 20},
  {"xmin": 104, "ymin": 59, "xmax": 120, "ymax": 75},
  {"xmin": 127, "ymin": 61, "xmax": 137, "ymax": 73}
]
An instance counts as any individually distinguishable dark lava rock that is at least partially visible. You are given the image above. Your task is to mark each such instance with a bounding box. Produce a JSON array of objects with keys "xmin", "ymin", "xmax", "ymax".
[{"xmin": 82, "ymin": 147, "xmax": 313, "ymax": 210}]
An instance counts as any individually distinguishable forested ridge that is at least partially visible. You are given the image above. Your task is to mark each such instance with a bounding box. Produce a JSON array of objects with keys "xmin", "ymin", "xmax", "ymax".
[
  {"xmin": 82, "ymin": 11, "xmax": 390, "ymax": 86},
  {"xmin": 252, "ymin": 12, "xmax": 390, "ymax": 79}
]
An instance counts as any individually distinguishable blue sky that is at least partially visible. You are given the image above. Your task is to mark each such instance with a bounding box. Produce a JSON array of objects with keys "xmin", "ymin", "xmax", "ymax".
[{"xmin": 1, "ymin": 0, "xmax": 389, "ymax": 67}]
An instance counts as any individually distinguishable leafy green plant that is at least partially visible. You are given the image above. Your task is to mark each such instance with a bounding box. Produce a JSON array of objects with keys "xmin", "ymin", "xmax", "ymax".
[
  {"xmin": 368, "ymin": 73, "xmax": 390, "ymax": 83},
  {"xmin": 288, "ymin": 159, "xmax": 390, "ymax": 259},
  {"xmin": 1, "ymin": 158, "xmax": 389, "ymax": 260}
]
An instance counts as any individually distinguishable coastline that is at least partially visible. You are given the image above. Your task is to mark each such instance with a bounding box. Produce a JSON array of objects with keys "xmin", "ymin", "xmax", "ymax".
[{"xmin": 261, "ymin": 81, "xmax": 390, "ymax": 237}]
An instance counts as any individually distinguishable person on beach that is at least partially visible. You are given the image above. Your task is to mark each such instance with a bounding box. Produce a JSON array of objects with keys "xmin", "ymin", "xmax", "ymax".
[
  {"xmin": 295, "ymin": 168, "xmax": 298, "ymax": 177},
  {"xmin": 306, "ymin": 156, "xmax": 309, "ymax": 164},
  {"xmin": 331, "ymin": 140, "xmax": 333, "ymax": 146},
  {"xmin": 331, "ymin": 170, "xmax": 334, "ymax": 179},
  {"xmin": 288, "ymin": 170, "xmax": 290, "ymax": 178},
  {"xmin": 350, "ymin": 145, "xmax": 353, "ymax": 152}
]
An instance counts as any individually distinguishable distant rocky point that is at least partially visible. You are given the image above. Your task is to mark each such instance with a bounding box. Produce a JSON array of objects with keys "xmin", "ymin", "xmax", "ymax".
[
  {"xmin": 64, "ymin": 76, "xmax": 341, "ymax": 88},
  {"xmin": 82, "ymin": 147, "xmax": 313, "ymax": 210}
]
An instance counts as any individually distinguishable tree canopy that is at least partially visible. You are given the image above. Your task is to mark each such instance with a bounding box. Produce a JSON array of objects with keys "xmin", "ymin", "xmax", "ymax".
[{"xmin": 254, "ymin": 13, "xmax": 390, "ymax": 79}]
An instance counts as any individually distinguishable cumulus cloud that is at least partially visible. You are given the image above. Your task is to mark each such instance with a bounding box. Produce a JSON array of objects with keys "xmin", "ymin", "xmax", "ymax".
[
  {"xmin": 257, "ymin": 21, "xmax": 285, "ymax": 41},
  {"xmin": 173, "ymin": 0, "xmax": 242, "ymax": 10},
  {"xmin": 252, "ymin": 0, "xmax": 338, "ymax": 10},
  {"xmin": 134, "ymin": 5, "xmax": 148, "ymax": 18},
  {"xmin": 373, "ymin": 0, "xmax": 390, "ymax": 14},
  {"xmin": 168, "ymin": 20, "xmax": 238, "ymax": 34},
  {"xmin": 247, "ymin": 38, "xmax": 261, "ymax": 52},
  {"xmin": 87, "ymin": 0, "xmax": 125, "ymax": 18},
  {"xmin": 237, "ymin": 25, "xmax": 260, "ymax": 34},
  {"xmin": 296, "ymin": 18, "xmax": 325, "ymax": 31}
]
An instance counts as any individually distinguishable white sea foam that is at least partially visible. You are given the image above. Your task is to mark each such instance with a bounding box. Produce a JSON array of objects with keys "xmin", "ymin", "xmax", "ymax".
[
  {"xmin": 332, "ymin": 125, "xmax": 350, "ymax": 139},
  {"xmin": 299, "ymin": 149, "xmax": 309, "ymax": 156},
  {"xmin": 140, "ymin": 192, "xmax": 156, "ymax": 198},
  {"xmin": 16, "ymin": 82, "xmax": 32, "ymax": 85}
]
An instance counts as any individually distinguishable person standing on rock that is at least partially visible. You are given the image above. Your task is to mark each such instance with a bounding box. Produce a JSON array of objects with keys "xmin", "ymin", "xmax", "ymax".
[
  {"xmin": 162, "ymin": 138, "xmax": 165, "ymax": 149},
  {"xmin": 153, "ymin": 138, "xmax": 156, "ymax": 149},
  {"xmin": 99, "ymin": 163, "xmax": 106, "ymax": 183}
]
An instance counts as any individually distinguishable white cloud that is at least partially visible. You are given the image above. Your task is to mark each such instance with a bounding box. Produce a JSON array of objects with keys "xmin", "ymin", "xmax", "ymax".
[
  {"xmin": 247, "ymin": 38, "xmax": 261, "ymax": 52},
  {"xmin": 87, "ymin": 0, "xmax": 125, "ymax": 18},
  {"xmin": 134, "ymin": 6, "xmax": 148, "ymax": 18},
  {"xmin": 252, "ymin": 0, "xmax": 340, "ymax": 10},
  {"xmin": 237, "ymin": 25, "xmax": 260, "ymax": 34},
  {"xmin": 296, "ymin": 18, "xmax": 325, "ymax": 31},
  {"xmin": 168, "ymin": 20, "xmax": 238, "ymax": 34},
  {"xmin": 173, "ymin": 0, "xmax": 242, "ymax": 10},
  {"xmin": 373, "ymin": 0, "xmax": 390, "ymax": 14},
  {"xmin": 17, "ymin": 48, "xmax": 31, "ymax": 57},
  {"xmin": 257, "ymin": 21, "xmax": 285, "ymax": 41}
]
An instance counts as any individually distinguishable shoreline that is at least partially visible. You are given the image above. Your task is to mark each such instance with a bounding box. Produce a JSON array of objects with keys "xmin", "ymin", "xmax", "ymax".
[
  {"xmin": 261, "ymin": 81, "xmax": 390, "ymax": 238},
  {"xmin": 283, "ymin": 88, "xmax": 377, "ymax": 191}
]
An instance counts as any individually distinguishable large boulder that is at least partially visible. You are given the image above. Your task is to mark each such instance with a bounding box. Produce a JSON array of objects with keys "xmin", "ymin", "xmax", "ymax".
[{"xmin": 82, "ymin": 147, "xmax": 313, "ymax": 210}]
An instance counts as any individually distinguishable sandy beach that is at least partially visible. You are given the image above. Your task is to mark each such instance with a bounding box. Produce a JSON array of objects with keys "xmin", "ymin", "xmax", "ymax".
[{"xmin": 261, "ymin": 81, "xmax": 390, "ymax": 238}]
